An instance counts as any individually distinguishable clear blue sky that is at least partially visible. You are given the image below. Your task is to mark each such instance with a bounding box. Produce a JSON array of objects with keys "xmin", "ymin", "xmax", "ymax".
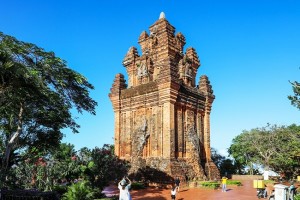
[{"xmin": 1, "ymin": 0, "xmax": 299, "ymax": 156}]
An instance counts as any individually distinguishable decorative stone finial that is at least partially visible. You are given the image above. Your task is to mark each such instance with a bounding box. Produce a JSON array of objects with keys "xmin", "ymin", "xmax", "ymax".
[{"xmin": 159, "ymin": 12, "xmax": 165, "ymax": 19}]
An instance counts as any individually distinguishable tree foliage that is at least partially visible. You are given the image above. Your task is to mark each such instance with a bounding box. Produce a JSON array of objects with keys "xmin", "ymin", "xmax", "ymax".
[
  {"xmin": 288, "ymin": 80, "xmax": 300, "ymax": 109},
  {"xmin": 211, "ymin": 148, "xmax": 242, "ymax": 176},
  {"xmin": 85, "ymin": 144, "xmax": 130, "ymax": 190},
  {"xmin": 269, "ymin": 124, "xmax": 300, "ymax": 177},
  {"xmin": 62, "ymin": 181, "xmax": 95, "ymax": 200},
  {"xmin": 7, "ymin": 143, "xmax": 129, "ymax": 196},
  {"xmin": 9, "ymin": 143, "xmax": 80, "ymax": 191},
  {"xmin": 228, "ymin": 124, "xmax": 300, "ymax": 178},
  {"xmin": 228, "ymin": 131, "xmax": 257, "ymax": 175},
  {"xmin": 0, "ymin": 31, "xmax": 97, "ymax": 176}
]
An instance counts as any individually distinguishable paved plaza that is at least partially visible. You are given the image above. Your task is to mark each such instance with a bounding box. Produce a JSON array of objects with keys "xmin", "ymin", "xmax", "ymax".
[{"xmin": 103, "ymin": 180, "xmax": 265, "ymax": 200}]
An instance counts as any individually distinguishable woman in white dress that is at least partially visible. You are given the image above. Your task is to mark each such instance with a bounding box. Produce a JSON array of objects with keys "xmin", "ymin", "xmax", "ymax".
[{"xmin": 118, "ymin": 177, "xmax": 132, "ymax": 200}]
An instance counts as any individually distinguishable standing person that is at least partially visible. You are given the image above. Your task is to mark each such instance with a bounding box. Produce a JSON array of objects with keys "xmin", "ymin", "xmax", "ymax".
[
  {"xmin": 221, "ymin": 176, "xmax": 228, "ymax": 192},
  {"xmin": 118, "ymin": 176, "xmax": 132, "ymax": 200},
  {"xmin": 289, "ymin": 182, "xmax": 296, "ymax": 200},
  {"xmin": 174, "ymin": 177, "xmax": 181, "ymax": 192},
  {"xmin": 171, "ymin": 185, "xmax": 177, "ymax": 200}
]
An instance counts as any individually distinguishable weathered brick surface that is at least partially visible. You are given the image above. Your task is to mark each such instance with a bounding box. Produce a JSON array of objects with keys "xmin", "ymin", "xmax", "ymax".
[{"xmin": 109, "ymin": 13, "xmax": 220, "ymax": 181}]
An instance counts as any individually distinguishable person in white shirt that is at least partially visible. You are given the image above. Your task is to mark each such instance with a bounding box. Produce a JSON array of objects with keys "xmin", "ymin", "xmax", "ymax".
[
  {"xmin": 118, "ymin": 177, "xmax": 132, "ymax": 200},
  {"xmin": 171, "ymin": 185, "xmax": 177, "ymax": 200}
]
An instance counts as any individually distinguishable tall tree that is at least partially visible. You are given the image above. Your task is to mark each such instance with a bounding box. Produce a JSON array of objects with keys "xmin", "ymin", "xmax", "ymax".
[
  {"xmin": 288, "ymin": 80, "xmax": 300, "ymax": 109},
  {"xmin": 229, "ymin": 124, "xmax": 300, "ymax": 179},
  {"xmin": 211, "ymin": 148, "xmax": 243, "ymax": 176},
  {"xmin": 86, "ymin": 144, "xmax": 130, "ymax": 190},
  {"xmin": 270, "ymin": 124, "xmax": 300, "ymax": 178},
  {"xmin": 0, "ymin": 32, "xmax": 97, "ymax": 176},
  {"xmin": 228, "ymin": 131, "xmax": 257, "ymax": 175},
  {"xmin": 10, "ymin": 143, "xmax": 79, "ymax": 191}
]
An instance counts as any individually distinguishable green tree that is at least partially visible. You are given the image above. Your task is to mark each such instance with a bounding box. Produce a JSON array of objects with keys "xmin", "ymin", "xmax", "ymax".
[
  {"xmin": 49, "ymin": 143, "xmax": 80, "ymax": 182},
  {"xmin": 219, "ymin": 158, "xmax": 238, "ymax": 176},
  {"xmin": 76, "ymin": 147, "xmax": 92, "ymax": 180},
  {"xmin": 228, "ymin": 131, "xmax": 257, "ymax": 175},
  {"xmin": 211, "ymin": 148, "xmax": 242, "ymax": 176},
  {"xmin": 269, "ymin": 124, "xmax": 300, "ymax": 178},
  {"xmin": 288, "ymin": 80, "xmax": 300, "ymax": 109},
  {"xmin": 229, "ymin": 124, "xmax": 300, "ymax": 179},
  {"xmin": 0, "ymin": 32, "xmax": 97, "ymax": 184},
  {"xmin": 211, "ymin": 148, "xmax": 225, "ymax": 169},
  {"xmin": 229, "ymin": 125, "xmax": 280, "ymax": 175},
  {"xmin": 10, "ymin": 143, "xmax": 80, "ymax": 191},
  {"xmin": 9, "ymin": 143, "xmax": 129, "ymax": 193},
  {"xmin": 86, "ymin": 144, "xmax": 130, "ymax": 190}
]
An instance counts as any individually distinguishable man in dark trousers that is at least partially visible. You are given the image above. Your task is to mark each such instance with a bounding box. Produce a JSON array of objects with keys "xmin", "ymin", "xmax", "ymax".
[{"xmin": 174, "ymin": 177, "xmax": 181, "ymax": 192}]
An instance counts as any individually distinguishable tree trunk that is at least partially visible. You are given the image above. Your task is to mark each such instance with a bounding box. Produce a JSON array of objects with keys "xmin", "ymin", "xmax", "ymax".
[
  {"xmin": 2, "ymin": 103, "xmax": 23, "ymax": 170},
  {"xmin": 263, "ymin": 166, "xmax": 270, "ymax": 180}
]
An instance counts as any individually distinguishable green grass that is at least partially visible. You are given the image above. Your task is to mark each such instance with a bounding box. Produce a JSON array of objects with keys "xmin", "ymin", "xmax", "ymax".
[
  {"xmin": 198, "ymin": 180, "xmax": 242, "ymax": 189},
  {"xmin": 199, "ymin": 181, "xmax": 220, "ymax": 189},
  {"xmin": 226, "ymin": 180, "xmax": 242, "ymax": 186}
]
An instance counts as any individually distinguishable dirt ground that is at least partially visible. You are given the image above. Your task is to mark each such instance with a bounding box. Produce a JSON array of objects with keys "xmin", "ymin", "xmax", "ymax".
[{"xmin": 103, "ymin": 180, "xmax": 265, "ymax": 200}]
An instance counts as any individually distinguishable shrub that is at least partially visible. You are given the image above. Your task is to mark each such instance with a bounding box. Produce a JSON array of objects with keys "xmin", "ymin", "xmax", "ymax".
[
  {"xmin": 199, "ymin": 181, "xmax": 220, "ymax": 189},
  {"xmin": 227, "ymin": 180, "xmax": 242, "ymax": 186},
  {"xmin": 53, "ymin": 185, "xmax": 68, "ymax": 197},
  {"xmin": 62, "ymin": 181, "xmax": 95, "ymax": 200},
  {"xmin": 131, "ymin": 182, "xmax": 146, "ymax": 190}
]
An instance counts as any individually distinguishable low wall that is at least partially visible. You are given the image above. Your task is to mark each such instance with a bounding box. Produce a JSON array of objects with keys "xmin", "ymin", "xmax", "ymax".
[
  {"xmin": 231, "ymin": 175, "xmax": 263, "ymax": 180},
  {"xmin": 0, "ymin": 189, "xmax": 59, "ymax": 200}
]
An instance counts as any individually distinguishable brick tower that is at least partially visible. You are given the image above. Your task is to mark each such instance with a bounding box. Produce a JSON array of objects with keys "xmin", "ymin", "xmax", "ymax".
[{"xmin": 109, "ymin": 12, "xmax": 220, "ymax": 181}]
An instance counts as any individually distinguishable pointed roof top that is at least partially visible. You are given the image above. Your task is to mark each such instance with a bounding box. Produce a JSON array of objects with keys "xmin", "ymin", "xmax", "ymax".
[{"xmin": 159, "ymin": 12, "xmax": 166, "ymax": 19}]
